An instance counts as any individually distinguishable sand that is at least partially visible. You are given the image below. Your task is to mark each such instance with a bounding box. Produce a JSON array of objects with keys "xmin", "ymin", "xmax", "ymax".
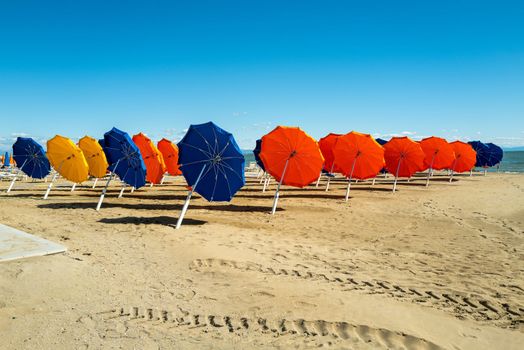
[{"xmin": 0, "ymin": 172, "xmax": 522, "ymax": 349}]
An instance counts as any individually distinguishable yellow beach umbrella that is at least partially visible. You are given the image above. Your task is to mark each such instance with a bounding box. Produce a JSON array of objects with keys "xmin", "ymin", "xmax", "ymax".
[
  {"xmin": 44, "ymin": 135, "xmax": 89, "ymax": 199},
  {"xmin": 78, "ymin": 136, "xmax": 108, "ymax": 178}
]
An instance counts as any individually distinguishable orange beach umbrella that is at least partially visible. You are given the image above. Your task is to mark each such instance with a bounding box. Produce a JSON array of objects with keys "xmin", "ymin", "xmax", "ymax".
[
  {"xmin": 419, "ymin": 136, "xmax": 455, "ymax": 187},
  {"xmin": 318, "ymin": 133, "xmax": 343, "ymax": 173},
  {"xmin": 383, "ymin": 137, "xmax": 425, "ymax": 192},
  {"xmin": 449, "ymin": 141, "xmax": 477, "ymax": 180},
  {"xmin": 333, "ymin": 131, "xmax": 384, "ymax": 201},
  {"xmin": 157, "ymin": 138, "xmax": 182, "ymax": 176},
  {"xmin": 260, "ymin": 126, "xmax": 324, "ymax": 214},
  {"xmin": 132, "ymin": 133, "xmax": 167, "ymax": 184}
]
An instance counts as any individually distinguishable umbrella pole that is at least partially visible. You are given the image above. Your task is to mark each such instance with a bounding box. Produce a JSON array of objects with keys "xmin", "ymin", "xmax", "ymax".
[
  {"xmin": 262, "ymin": 175, "xmax": 270, "ymax": 192},
  {"xmin": 44, "ymin": 163, "xmax": 63, "ymax": 200},
  {"xmin": 315, "ymin": 171, "xmax": 321, "ymax": 187},
  {"xmin": 393, "ymin": 158, "xmax": 402, "ymax": 193},
  {"xmin": 426, "ymin": 154, "xmax": 436, "ymax": 187},
  {"xmin": 92, "ymin": 178, "xmax": 98, "ymax": 188},
  {"xmin": 259, "ymin": 172, "xmax": 265, "ymax": 184},
  {"xmin": 160, "ymin": 174, "xmax": 166, "ymax": 184},
  {"xmin": 449, "ymin": 158, "xmax": 457, "ymax": 183},
  {"xmin": 71, "ymin": 183, "xmax": 76, "ymax": 192},
  {"xmin": 150, "ymin": 182, "xmax": 154, "ymax": 188},
  {"xmin": 6, "ymin": 159, "xmax": 28, "ymax": 193},
  {"xmin": 372, "ymin": 177, "xmax": 376, "ymax": 186},
  {"xmin": 470, "ymin": 169, "xmax": 473, "ymax": 177},
  {"xmin": 344, "ymin": 157, "xmax": 357, "ymax": 202},
  {"xmin": 484, "ymin": 168, "xmax": 487, "ymax": 176},
  {"xmin": 118, "ymin": 184, "xmax": 126, "ymax": 198},
  {"xmin": 271, "ymin": 159, "xmax": 290, "ymax": 215},
  {"xmin": 96, "ymin": 159, "xmax": 120, "ymax": 211},
  {"xmin": 325, "ymin": 163, "xmax": 335, "ymax": 192},
  {"xmin": 176, "ymin": 164, "xmax": 207, "ymax": 230},
  {"xmin": 131, "ymin": 186, "xmax": 135, "ymax": 193}
]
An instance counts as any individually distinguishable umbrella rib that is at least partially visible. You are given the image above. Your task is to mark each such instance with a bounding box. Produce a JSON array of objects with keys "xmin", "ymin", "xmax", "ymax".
[
  {"xmin": 180, "ymin": 143, "xmax": 213, "ymax": 158},
  {"xmin": 219, "ymin": 161, "xmax": 244, "ymax": 181},
  {"xmin": 216, "ymin": 162, "xmax": 233, "ymax": 199},
  {"xmin": 192, "ymin": 127, "xmax": 215, "ymax": 155}
]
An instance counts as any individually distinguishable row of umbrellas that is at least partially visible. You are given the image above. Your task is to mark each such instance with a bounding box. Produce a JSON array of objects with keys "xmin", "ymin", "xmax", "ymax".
[{"xmin": 3, "ymin": 123, "xmax": 503, "ymax": 228}]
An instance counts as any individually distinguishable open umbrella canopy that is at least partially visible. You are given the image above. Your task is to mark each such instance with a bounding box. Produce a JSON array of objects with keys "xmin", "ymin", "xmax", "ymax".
[
  {"xmin": 3, "ymin": 152, "xmax": 10, "ymax": 167},
  {"xmin": 102, "ymin": 127, "xmax": 147, "ymax": 189},
  {"xmin": 253, "ymin": 139, "xmax": 265, "ymax": 171},
  {"xmin": 333, "ymin": 131, "xmax": 384, "ymax": 180},
  {"xmin": 375, "ymin": 138, "xmax": 388, "ymax": 146},
  {"xmin": 486, "ymin": 143, "xmax": 503, "ymax": 166},
  {"xmin": 47, "ymin": 135, "xmax": 89, "ymax": 183},
  {"xmin": 178, "ymin": 121, "xmax": 245, "ymax": 201},
  {"xmin": 132, "ymin": 133, "xmax": 166, "ymax": 184},
  {"xmin": 318, "ymin": 133, "xmax": 343, "ymax": 173},
  {"xmin": 419, "ymin": 136, "xmax": 456, "ymax": 170},
  {"xmin": 468, "ymin": 141, "xmax": 492, "ymax": 167},
  {"xmin": 383, "ymin": 137, "xmax": 425, "ymax": 178},
  {"xmin": 157, "ymin": 138, "xmax": 182, "ymax": 176},
  {"xmin": 260, "ymin": 126, "xmax": 324, "ymax": 187},
  {"xmin": 450, "ymin": 141, "xmax": 477, "ymax": 173},
  {"xmin": 78, "ymin": 136, "xmax": 108, "ymax": 178},
  {"xmin": 12, "ymin": 137, "xmax": 51, "ymax": 179}
]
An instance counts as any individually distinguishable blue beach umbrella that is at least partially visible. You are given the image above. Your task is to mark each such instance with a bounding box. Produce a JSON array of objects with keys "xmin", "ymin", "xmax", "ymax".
[
  {"xmin": 96, "ymin": 127, "xmax": 146, "ymax": 210},
  {"xmin": 375, "ymin": 138, "xmax": 388, "ymax": 146},
  {"xmin": 175, "ymin": 121, "xmax": 245, "ymax": 229},
  {"xmin": 3, "ymin": 152, "xmax": 10, "ymax": 167},
  {"xmin": 7, "ymin": 137, "xmax": 51, "ymax": 193},
  {"xmin": 468, "ymin": 141, "xmax": 491, "ymax": 167},
  {"xmin": 486, "ymin": 143, "xmax": 503, "ymax": 166},
  {"xmin": 253, "ymin": 139, "xmax": 265, "ymax": 171}
]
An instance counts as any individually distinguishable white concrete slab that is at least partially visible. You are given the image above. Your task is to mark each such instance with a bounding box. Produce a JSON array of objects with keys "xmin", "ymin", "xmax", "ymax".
[{"xmin": 0, "ymin": 223, "xmax": 66, "ymax": 262}]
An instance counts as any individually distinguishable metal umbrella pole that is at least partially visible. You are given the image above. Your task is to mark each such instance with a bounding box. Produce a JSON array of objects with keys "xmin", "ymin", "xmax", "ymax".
[
  {"xmin": 176, "ymin": 164, "xmax": 207, "ymax": 230},
  {"xmin": 6, "ymin": 158, "xmax": 28, "ymax": 193},
  {"xmin": 271, "ymin": 158, "xmax": 290, "ymax": 215},
  {"xmin": 92, "ymin": 178, "xmax": 98, "ymax": 188},
  {"xmin": 325, "ymin": 163, "xmax": 335, "ymax": 192},
  {"xmin": 43, "ymin": 162, "xmax": 64, "ymax": 200},
  {"xmin": 449, "ymin": 158, "xmax": 458, "ymax": 183},
  {"xmin": 392, "ymin": 157, "xmax": 403, "ymax": 193},
  {"xmin": 344, "ymin": 156, "xmax": 358, "ymax": 202},
  {"xmin": 96, "ymin": 159, "xmax": 121, "ymax": 211},
  {"xmin": 425, "ymin": 153, "xmax": 436, "ymax": 187}
]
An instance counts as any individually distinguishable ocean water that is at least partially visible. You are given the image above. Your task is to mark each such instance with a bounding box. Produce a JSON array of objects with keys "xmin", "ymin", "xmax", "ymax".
[
  {"xmin": 481, "ymin": 151, "xmax": 524, "ymax": 173},
  {"xmin": 243, "ymin": 151, "xmax": 524, "ymax": 173}
]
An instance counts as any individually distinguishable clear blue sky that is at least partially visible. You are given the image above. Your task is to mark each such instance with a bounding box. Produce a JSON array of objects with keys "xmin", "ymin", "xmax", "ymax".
[{"xmin": 0, "ymin": 0, "xmax": 523, "ymax": 152}]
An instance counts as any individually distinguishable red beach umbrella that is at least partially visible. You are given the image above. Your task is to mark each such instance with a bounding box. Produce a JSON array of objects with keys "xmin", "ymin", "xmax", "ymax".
[
  {"xmin": 419, "ymin": 136, "xmax": 456, "ymax": 187},
  {"xmin": 383, "ymin": 137, "xmax": 425, "ymax": 192},
  {"xmin": 449, "ymin": 141, "xmax": 477, "ymax": 181},
  {"xmin": 260, "ymin": 126, "xmax": 324, "ymax": 214},
  {"xmin": 333, "ymin": 131, "xmax": 384, "ymax": 201}
]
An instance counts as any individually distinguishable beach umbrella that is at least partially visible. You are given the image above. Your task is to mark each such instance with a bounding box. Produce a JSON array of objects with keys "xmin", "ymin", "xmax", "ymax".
[
  {"xmin": 486, "ymin": 143, "xmax": 503, "ymax": 168},
  {"xmin": 3, "ymin": 152, "xmax": 10, "ymax": 167},
  {"xmin": 468, "ymin": 141, "xmax": 491, "ymax": 169},
  {"xmin": 253, "ymin": 139, "xmax": 265, "ymax": 171},
  {"xmin": 333, "ymin": 132, "xmax": 384, "ymax": 201},
  {"xmin": 318, "ymin": 133, "xmax": 343, "ymax": 190},
  {"xmin": 419, "ymin": 137, "xmax": 456, "ymax": 187},
  {"xmin": 176, "ymin": 121, "xmax": 245, "ymax": 229},
  {"xmin": 157, "ymin": 138, "xmax": 182, "ymax": 178},
  {"xmin": 44, "ymin": 135, "xmax": 89, "ymax": 199},
  {"xmin": 132, "ymin": 133, "xmax": 167, "ymax": 185},
  {"xmin": 375, "ymin": 138, "xmax": 388, "ymax": 146},
  {"xmin": 7, "ymin": 137, "xmax": 51, "ymax": 193},
  {"xmin": 383, "ymin": 137, "xmax": 425, "ymax": 192},
  {"xmin": 96, "ymin": 127, "xmax": 146, "ymax": 210},
  {"xmin": 78, "ymin": 136, "xmax": 109, "ymax": 183},
  {"xmin": 449, "ymin": 141, "xmax": 477, "ymax": 181},
  {"xmin": 260, "ymin": 126, "xmax": 324, "ymax": 214}
]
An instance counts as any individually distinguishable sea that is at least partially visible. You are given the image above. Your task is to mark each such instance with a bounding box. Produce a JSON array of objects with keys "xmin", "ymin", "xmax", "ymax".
[{"xmin": 243, "ymin": 150, "xmax": 524, "ymax": 173}]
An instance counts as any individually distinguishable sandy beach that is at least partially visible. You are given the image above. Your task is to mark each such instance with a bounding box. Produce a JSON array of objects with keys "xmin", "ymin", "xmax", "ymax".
[{"xmin": 0, "ymin": 172, "xmax": 523, "ymax": 349}]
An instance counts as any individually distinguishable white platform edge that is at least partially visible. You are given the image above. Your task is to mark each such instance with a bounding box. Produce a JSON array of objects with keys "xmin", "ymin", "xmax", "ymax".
[{"xmin": 0, "ymin": 223, "xmax": 67, "ymax": 263}]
